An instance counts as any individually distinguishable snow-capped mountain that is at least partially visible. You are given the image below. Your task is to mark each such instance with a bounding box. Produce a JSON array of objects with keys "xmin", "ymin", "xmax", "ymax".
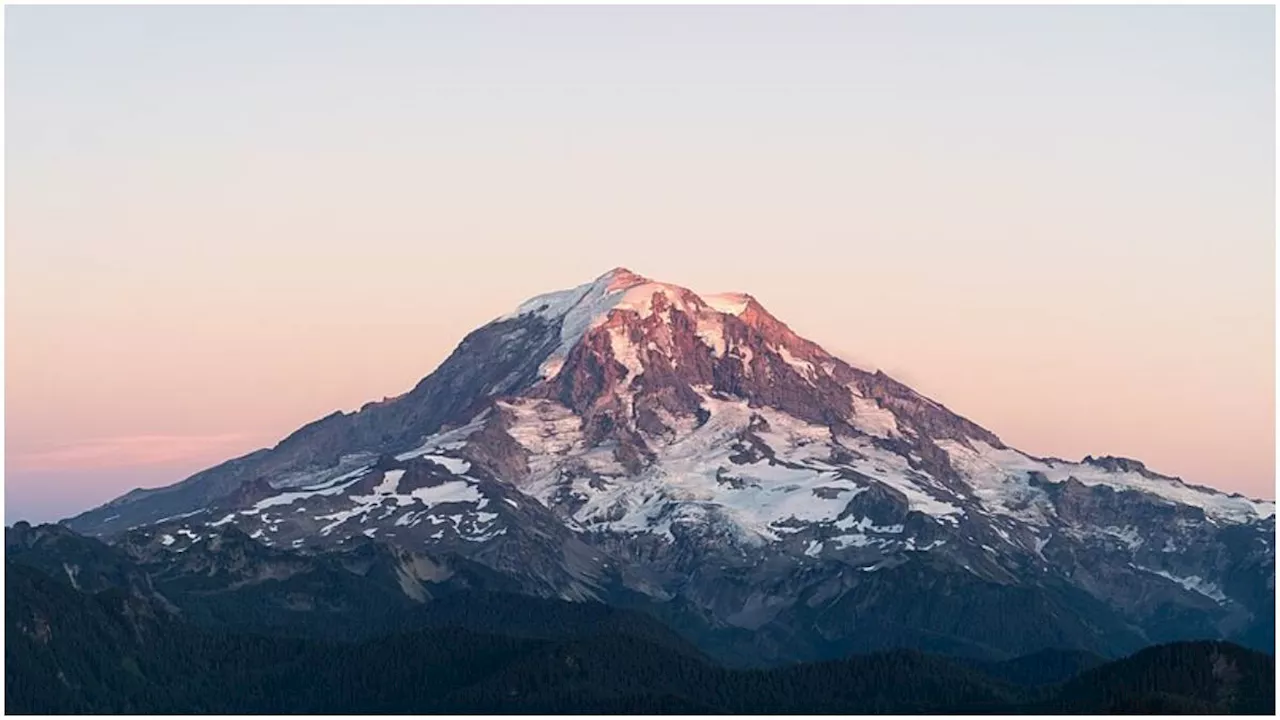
[{"xmin": 64, "ymin": 267, "xmax": 1275, "ymax": 662}]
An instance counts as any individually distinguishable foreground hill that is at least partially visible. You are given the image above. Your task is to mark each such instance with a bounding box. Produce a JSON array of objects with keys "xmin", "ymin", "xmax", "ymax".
[{"xmin": 8, "ymin": 560, "xmax": 1273, "ymax": 714}]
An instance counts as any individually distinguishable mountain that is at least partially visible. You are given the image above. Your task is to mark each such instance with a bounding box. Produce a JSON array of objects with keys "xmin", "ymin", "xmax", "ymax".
[
  {"xmin": 1041, "ymin": 640, "xmax": 1276, "ymax": 714},
  {"xmin": 9, "ymin": 559, "xmax": 1273, "ymax": 714},
  {"xmin": 961, "ymin": 647, "xmax": 1108, "ymax": 687},
  {"xmin": 60, "ymin": 267, "xmax": 1276, "ymax": 664}
]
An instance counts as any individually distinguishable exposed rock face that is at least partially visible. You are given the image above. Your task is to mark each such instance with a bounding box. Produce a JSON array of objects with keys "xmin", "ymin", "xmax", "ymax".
[
  {"xmin": 852, "ymin": 369, "xmax": 1004, "ymax": 448},
  {"xmin": 58, "ymin": 267, "xmax": 1276, "ymax": 663}
]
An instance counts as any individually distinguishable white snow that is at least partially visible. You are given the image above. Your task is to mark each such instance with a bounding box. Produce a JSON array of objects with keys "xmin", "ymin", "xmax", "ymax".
[
  {"xmin": 865, "ymin": 465, "xmax": 963, "ymax": 519},
  {"xmin": 236, "ymin": 458, "xmax": 480, "ymax": 535},
  {"xmin": 427, "ymin": 455, "xmax": 473, "ymax": 474},
  {"xmin": 703, "ymin": 293, "xmax": 751, "ymax": 316},
  {"xmin": 848, "ymin": 393, "xmax": 903, "ymax": 439},
  {"xmin": 155, "ymin": 509, "xmax": 205, "ymax": 524},
  {"xmin": 829, "ymin": 533, "xmax": 894, "ymax": 550},
  {"xmin": 776, "ymin": 346, "xmax": 816, "ymax": 380},
  {"xmin": 409, "ymin": 508, "xmax": 503, "ymax": 542},
  {"xmin": 834, "ymin": 515, "xmax": 904, "ymax": 534},
  {"xmin": 372, "ymin": 469, "xmax": 405, "ymax": 495},
  {"xmin": 695, "ymin": 316, "xmax": 728, "ymax": 358},
  {"xmin": 395, "ymin": 413, "xmax": 489, "ymax": 461},
  {"xmin": 937, "ymin": 439, "xmax": 1274, "ymax": 525},
  {"xmin": 248, "ymin": 465, "xmax": 372, "ymax": 512},
  {"xmin": 1034, "ymin": 534, "xmax": 1052, "ymax": 555},
  {"xmin": 1102, "ymin": 526, "xmax": 1144, "ymax": 551},
  {"xmin": 284, "ymin": 455, "xmax": 495, "ymax": 540},
  {"xmin": 497, "ymin": 271, "xmax": 765, "ymax": 381},
  {"xmin": 313, "ymin": 463, "xmax": 492, "ymax": 538},
  {"xmin": 502, "ymin": 399, "xmax": 627, "ymax": 484},
  {"xmin": 607, "ymin": 326, "xmax": 645, "ymax": 380},
  {"xmin": 1136, "ymin": 565, "xmax": 1228, "ymax": 603},
  {"xmin": 499, "ymin": 274, "xmax": 606, "ymax": 324},
  {"xmin": 497, "ymin": 270, "xmax": 641, "ymax": 379},
  {"xmin": 316, "ymin": 506, "xmax": 373, "ymax": 535},
  {"xmin": 504, "ymin": 391, "xmax": 963, "ymax": 544},
  {"xmin": 159, "ymin": 534, "xmax": 175, "ymax": 546},
  {"xmin": 272, "ymin": 452, "xmax": 379, "ymax": 490},
  {"xmin": 410, "ymin": 481, "xmax": 485, "ymax": 506},
  {"xmin": 613, "ymin": 282, "xmax": 703, "ymax": 318}
]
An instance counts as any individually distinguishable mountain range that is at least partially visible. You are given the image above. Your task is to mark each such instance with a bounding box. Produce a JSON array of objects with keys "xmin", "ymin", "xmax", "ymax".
[{"xmin": 28, "ymin": 267, "xmax": 1278, "ymax": 669}]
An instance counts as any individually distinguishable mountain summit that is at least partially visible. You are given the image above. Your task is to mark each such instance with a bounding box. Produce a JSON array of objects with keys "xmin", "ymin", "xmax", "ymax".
[{"xmin": 63, "ymin": 268, "xmax": 1275, "ymax": 662}]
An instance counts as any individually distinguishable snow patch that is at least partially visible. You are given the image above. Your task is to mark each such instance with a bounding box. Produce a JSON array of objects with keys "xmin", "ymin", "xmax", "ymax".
[
  {"xmin": 1102, "ymin": 526, "xmax": 1143, "ymax": 551},
  {"xmin": 249, "ymin": 466, "xmax": 371, "ymax": 512},
  {"xmin": 829, "ymin": 533, "xmax": 894, "ymax": 550},
  {"xmin": 504, "ymin": 392, "xmax": 963, "ymax": 545},
  {"xmin": 695, "ymin": 316, "xmax": 728, "ymax": 358},
  {"xmin": 372, "ymin": 469, "xmax": 405, "ymax": 495},
  {"xmin": 498, "ymin": 271, "xmax": 642, "ymax": 379},
  {"xmin": 396, "ymin": 413, "xmax": 489, "ymax": 461},
  {"xmin": 848, "ymin": 394, "xmax": 902, "ymax": 439},
  {"xmin": 776, "ymin": 346, "xmax": 815, "ymax": 379},
  {"xmin": 607, "ymin": 326, "xmax": 645, "ymax": 380},
  {"xmin": 937, "ymin": 439, "xmax": 1273, "ymax": 525},
  {"xmin": 834, "ymin": 515, "xmax": 904, "ymax": 534},
  {"xmin": 498, "ymin": 271, "xmax": 760, "ymax": 381},
  {"xmin": 155, "ymin": 509, "xmax": 205, "ymax": 524},
  {"xmin": 410, "ymin": 481, "xmax": 485, "ymax": 506},
  {"xmin": 703, "ymin": 293, "xmax": 751, "ymax": 316},
  {"xmin": 1137, "ymin": 566, "xmax": 1228, "ymax": 603}
]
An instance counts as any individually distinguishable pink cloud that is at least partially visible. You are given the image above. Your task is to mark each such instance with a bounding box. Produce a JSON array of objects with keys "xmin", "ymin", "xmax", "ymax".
[{"xmin": 9, "ymin": 433, "xmax": 254, "ymax": 471}]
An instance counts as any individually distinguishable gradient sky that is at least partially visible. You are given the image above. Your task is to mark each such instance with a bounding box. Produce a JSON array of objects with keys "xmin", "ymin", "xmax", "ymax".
[{"xmin": 6, "ymin": 5, "xmax": 1275, "ymax": 523}]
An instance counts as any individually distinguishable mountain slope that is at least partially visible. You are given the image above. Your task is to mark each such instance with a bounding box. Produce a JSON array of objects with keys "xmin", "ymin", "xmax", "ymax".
[
  {"xmin": 1040, "ymin": 640, "xmax": 1276, "ymax": 714},
  {"xmin": 60, "ymin": 267, "xmax": 1275, "ymax": 663}
]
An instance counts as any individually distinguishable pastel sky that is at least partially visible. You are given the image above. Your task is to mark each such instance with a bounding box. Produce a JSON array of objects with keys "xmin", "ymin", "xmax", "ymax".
[{"xmin": 6, "ymin": 5, "xmax": 1275, "ymax": 524}]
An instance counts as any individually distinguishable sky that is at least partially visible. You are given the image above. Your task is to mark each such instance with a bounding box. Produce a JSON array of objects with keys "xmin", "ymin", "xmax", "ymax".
[{"xmin": 5, "ymin": 5, "xmax": 1275, "ymax": 523}]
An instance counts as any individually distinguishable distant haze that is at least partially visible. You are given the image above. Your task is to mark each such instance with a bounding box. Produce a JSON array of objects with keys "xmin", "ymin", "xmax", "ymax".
[{"xmin": 6, "ymin": 5, "xmax": 1274, "ymax": 523}]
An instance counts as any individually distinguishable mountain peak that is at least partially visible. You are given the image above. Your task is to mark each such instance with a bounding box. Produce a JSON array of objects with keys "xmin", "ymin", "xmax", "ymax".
[
  {"xmin": 499, "ymin": 269, "xmax": 783, "ymax": 382},
  {"xmin": 702, "ymin": 292, "xmax": 753, "ymax": 316},
  {"xmin": 57, "ymin": 265, "xmax": 1275, "ymax": 665},
  {"xmin": 503, "ymin": 270, "xmax": 784, "ymax": 335},
  {"xmin": 596, "ymin": 266, "xmax": 649, "ymax": 290}
]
